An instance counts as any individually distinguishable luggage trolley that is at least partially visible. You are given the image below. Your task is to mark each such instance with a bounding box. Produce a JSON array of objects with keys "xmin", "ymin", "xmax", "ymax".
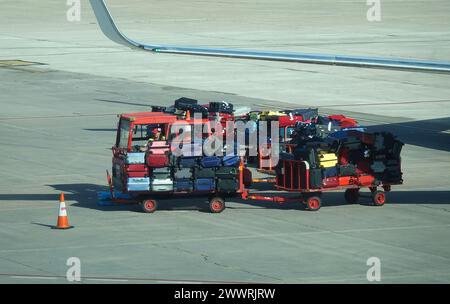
[
  {"xmin": 239, "ymin": 158, "xmax": 400, "ymax": 211},
  {"xmin": 106, "ymin": 169, "xmax": 238, "ymax": 214}
]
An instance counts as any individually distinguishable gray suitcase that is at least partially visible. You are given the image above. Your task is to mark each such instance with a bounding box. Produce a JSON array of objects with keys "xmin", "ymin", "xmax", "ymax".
[
  {"xmin": 126, "ymin": 152, "xmax": 146, "ymax": 164},
  {"xmin": 151, "ymin": 178, "xmax": 174, "ymax": 192},
  {"xmin": 152, "ymin": 167, "xmax": 172, "ymax": 179},
  {"xmin": 174, "ymin": 168, "xmax": 193, "ymax": 179}
]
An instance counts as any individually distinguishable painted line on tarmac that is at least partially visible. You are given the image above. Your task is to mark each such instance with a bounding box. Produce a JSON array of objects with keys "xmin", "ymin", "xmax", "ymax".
[
  {"xmin": 10, "ymin": 275, "xmax": 58, "ymax": 280},
  {"xmin": 85, "ymin": 278, "xmax": 129, "ymax": 282},
  {"xmin": 1, "ymin": 223, "xmax": 450, "ymax": 254},
  {"xmin": 317, "ymin": 99, "xmax": 450, "ymax": 108}
]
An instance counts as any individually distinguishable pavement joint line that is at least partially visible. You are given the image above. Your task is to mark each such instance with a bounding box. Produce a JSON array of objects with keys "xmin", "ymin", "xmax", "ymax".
[
  {"xmin": 0, "ymin": 113, "xmax": 119, "ymax": 121},
  {"xmin": 1, "ymin": 223, "xmax": 449, "ymax": 254}
]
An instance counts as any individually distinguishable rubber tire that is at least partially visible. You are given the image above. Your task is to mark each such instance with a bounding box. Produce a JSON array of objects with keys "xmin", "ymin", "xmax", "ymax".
[
  {"xmin": 344, "ymin": 188, "xmax": 360, "ymax": 204},
  {"xmin": 141, "ymin": 199, "xmax": 158, "ymax": 213},
  {"xmin": 306, "ymin": 196, "xmax": 322, "ymax": 211},
  {"xmin": 372, "ymin": 190, "xmax": 386, "ymax": 206},
  {"xmin": 209, "ymin": 197, "xmax": 225, "ymax": 213}
]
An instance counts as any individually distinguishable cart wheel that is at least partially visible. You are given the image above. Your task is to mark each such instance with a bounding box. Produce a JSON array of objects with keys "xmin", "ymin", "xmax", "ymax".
[
  {"xmin": 141, "ymin": 199, "xmax": 158, "ymax": 213},
  {"xmin": 306, "ymin": 196, "xmax": 322, "ymax": 211},
  {"xmin": 344, "ymin": 189, "xmax": 360, "ymax": 204},
  {"xmin": 372, "ymin": 191, "xmax": 386, "ymax": 206},
  {"xmin": 209, "ymin": 197, "xmax": 225, "ymax": 213}
]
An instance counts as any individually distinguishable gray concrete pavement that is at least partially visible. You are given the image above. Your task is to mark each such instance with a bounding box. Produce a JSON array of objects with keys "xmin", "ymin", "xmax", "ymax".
[{"xmin": 0, "ymin": 0, "xmax": 449, "ymax": 283}]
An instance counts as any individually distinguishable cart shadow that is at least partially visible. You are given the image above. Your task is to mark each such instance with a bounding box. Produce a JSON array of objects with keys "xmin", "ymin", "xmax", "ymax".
[{"xmin": 0, "ymin": 183, "xmax": 449, "ymax": 213}]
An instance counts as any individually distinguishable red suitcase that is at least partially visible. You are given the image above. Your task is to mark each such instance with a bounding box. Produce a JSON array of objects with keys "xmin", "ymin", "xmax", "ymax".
[
  {"xmin": 128, "ymin": 171, "xmax": 148, "ymax": 178},
  {"xmin": 323, "ymin": 177, "xmax": 339, "ymax": 188},
  {"xmin": 126, "ymin": 164, "xmax": 146, "ymax": 172},
  {"xmin": 146, "ymin": 154, "xmax": 169, "ymax": 168}
]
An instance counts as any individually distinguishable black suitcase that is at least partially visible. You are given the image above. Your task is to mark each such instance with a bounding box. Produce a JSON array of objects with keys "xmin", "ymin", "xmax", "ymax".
[
  {"xmin": 209, "ymin": 101, "xmax": 234, "ymax": 114},
  {"xmin": 194, "ymin": 167, "xmax": 216, "ymax": 178},
  {"xmin": 216, "ymin": 178, "xmax": 238, "ymax": 192},
  {"xmin": 174, "ymin": 97, "xmax": 198, "ymax": 110},
  {"xmin": 151, "ymin": 105, "xmax": 166, "ymax": 112},
  {"xmin": 187, "ymin": 104, "xmax": 209, "ymax": 117},
  {"xmin": 309, "ymin": 168, "xmax": 323, "ymax": 189},
  {"xmin": 215, "ymin": 167, "xmax": 238, "ymax": 178},
  {"xmin": 164, "ymin": 105, "xmax": 176, "ymax": 114},
  {"xmin": 287, "ymin": 108, "xmax": 318, "ymax": 121},
  {"xmin": 293, "ymin": 147, "xmax": 318, "ymax": 168},
  {"xmin": 315, "ymin": 124, "xmax": 341, "ymax": 139},
  {"xmin": 341, "ymin": 136, "xmax": 362, "ymax": 150},
  {"xmin": 280, "ymin": 151, "xmax": 295, "ymax": 160},
  {"xmin": 390, "ymin": 140, "xmax": 404, "ymax": 159}
]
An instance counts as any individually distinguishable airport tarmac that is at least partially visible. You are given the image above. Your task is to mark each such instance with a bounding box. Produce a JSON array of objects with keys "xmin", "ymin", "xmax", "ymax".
[{"xmin": 0, "ymin": 0, "xmax": 449, "ymax": 283}]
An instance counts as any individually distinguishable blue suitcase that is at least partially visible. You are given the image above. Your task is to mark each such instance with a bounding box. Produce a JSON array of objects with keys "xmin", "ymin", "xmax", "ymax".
[
  {"xmin": 323, "ymin": 166, "xmax": 338, "ymax": 178},
  {"xmin": 200, "ymin": 156, "xmax": 222, "ymax": 168},
  {"xmin": 175, "ymin": 179, "xmax": 193, "ymax": 192},
  {"xmin": 127, "ymin": 177, "xmax": 150, "ymax": 192},
  {"xmin": 179, "ymin": 156, "xmax": 199, "ymax": 168},
  {"xmin": 223, "ymin": 155, "xmax": 240, "ymax": 167},
  {"xmin": 194, "ymin": 178, "xmax": 215, "ymax": 191}
]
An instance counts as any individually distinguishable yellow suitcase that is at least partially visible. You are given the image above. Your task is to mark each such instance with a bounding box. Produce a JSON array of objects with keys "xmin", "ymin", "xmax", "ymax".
[
  {"xmin": 259, "ymin": 110, "xmax": 286, "ymax": 121},
  {"xmin": 318, "ymin": 152, "xmax": 338, "ymax": 168}
]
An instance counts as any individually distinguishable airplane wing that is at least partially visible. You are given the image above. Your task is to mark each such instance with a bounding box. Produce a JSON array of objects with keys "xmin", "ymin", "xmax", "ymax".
[{"xmin": 89, "ymin": 0, "xmax": 450, "ymax": 73}]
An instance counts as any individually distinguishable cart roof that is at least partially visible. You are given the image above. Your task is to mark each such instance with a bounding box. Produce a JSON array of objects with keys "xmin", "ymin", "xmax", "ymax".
[
  {"xmin": 120, "ymin": 112, "xmax": 178, "ymax": 124},
  {"xmin": 121, "ymin": 112, "xmax": 213, "ymax": 125}
]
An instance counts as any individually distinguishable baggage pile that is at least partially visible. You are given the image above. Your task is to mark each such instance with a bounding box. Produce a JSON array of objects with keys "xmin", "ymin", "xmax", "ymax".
[
  {"xmin": 276, "ymin": 119, "xmax": 404, "ymax": 190},
  {"xmin": 107, "ymin": 98, "xmax": 405, "ymax": 213},
  {"xmin": 126, "ymin": 140, "xmax": 242, "ymax": 195},
  {"xmin": 152, "ymin": 97, "xmax": 236, "ymax": 123}
]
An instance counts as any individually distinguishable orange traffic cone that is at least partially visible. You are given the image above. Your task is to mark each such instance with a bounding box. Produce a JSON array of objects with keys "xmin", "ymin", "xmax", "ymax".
[{"xmin": 54, "ymin": 193, "xmax": 73, "ymax": 229}]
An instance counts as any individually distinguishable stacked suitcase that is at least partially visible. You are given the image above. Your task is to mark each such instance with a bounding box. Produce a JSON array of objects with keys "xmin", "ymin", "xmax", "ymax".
[
  {"xmin": 129, "ymin": 150, "xmax": 241, "ymax": 194},
  {"xmin": 194, "ymin": 156, "xmax": 219, "ymax": 192},
  {"xmin": 151, "ymin": 167, "xmax": 173, "ymax": 192},
  {"xmin": 276, "ymin": 122, "xmax": 404, "ymax": 190}
]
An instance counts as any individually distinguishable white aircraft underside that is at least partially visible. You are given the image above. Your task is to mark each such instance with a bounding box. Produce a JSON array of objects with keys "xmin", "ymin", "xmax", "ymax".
[{"xmin": 89, "ymin": 0, "xmax": 450, "ymax": 73}]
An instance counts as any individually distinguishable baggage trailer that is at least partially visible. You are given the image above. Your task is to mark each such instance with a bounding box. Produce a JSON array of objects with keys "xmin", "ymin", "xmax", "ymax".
[
  {"xmin": 104, "ymin": 105, "xmax": 401, "ymax": 213},
  {"xmin": 251, "ymin": 159, "xmax": 400, "ymax": 211},
  {"xmin": 106, "ymin": 157, "xmax": 399, "ymax": 213}
]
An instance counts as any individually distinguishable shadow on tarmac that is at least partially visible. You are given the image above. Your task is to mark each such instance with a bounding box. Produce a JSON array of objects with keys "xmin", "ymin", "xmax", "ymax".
[
  {"xmin": 366, "ymin": 117, "xmax": 450, "ymax": 153},
  {"xmin": 0, "ymin": 183, "xmax": 448, "ymax": 213}
]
